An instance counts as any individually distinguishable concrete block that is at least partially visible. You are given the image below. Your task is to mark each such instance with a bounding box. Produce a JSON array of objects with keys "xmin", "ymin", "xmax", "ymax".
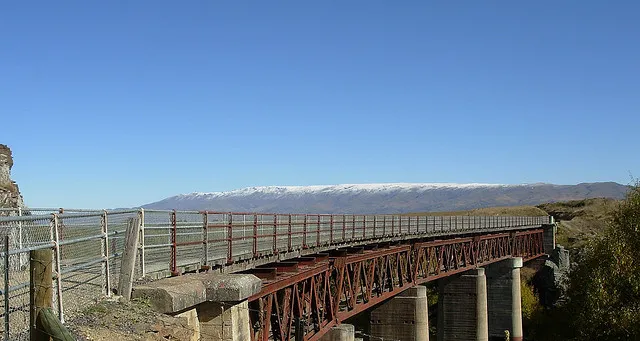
[
  {"xmin": 133, "ymin": 273, "xmax": 262, "ymax": 314},
  {"xmin": 133, "ymin": 275, "xmax": 207, "ymax": 313},
  {"xmin": 202, "ymin": 274, "xmax": 263, "ymax": 302},
  {"xmin": 175, "ymin": 308, "xmax": 200, "ymax": 341},
  {"xmin": 320, "ymin": 324, "xmax": 355, "ymax": 341},
  {"xmin": 197, "ymin": 300, "xmax": 251, "ymax": 341}
]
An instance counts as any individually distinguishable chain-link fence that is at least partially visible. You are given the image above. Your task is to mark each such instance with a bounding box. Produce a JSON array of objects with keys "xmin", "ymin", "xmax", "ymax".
[{"xmin": 0, "ymin": 209, "xmax": 140, "ymax": 340}]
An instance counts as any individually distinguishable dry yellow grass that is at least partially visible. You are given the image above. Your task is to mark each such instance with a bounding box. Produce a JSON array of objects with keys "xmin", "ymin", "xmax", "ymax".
[
  {"xmin": 537, "ymin": 198, "xmax": 620, "ymax": 249},
  {"xmin": 403, "ymin": 205, "xmax": 548, "ymax": 217}
]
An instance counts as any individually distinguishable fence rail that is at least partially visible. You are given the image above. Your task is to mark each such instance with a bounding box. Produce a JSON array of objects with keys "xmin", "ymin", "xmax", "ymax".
[{"xmin": 0, "ymin": 207, "xmax": 551, "ymax": 340}]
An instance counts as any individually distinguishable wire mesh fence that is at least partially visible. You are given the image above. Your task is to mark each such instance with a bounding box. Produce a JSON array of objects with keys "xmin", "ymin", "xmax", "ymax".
[{"xmin": 0, "ymin": 207, "xmax": 550, "ymax": 340}]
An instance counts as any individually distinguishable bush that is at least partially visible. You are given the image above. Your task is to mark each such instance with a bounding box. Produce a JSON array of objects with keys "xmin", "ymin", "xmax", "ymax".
[{"xmin": 564, "ymin": 183, "xmax": 640, "ymax": 340}]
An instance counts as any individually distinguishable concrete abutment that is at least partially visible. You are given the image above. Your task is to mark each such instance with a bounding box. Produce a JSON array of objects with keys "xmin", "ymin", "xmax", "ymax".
[{"xmin": 133, "ymin": 273, "xmax": 261, "ymax": 341}]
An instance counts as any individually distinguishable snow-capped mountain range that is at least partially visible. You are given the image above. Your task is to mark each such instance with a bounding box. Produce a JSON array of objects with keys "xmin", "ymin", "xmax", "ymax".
[{"xmin": 141, "ymin": 182, "xmax": 629, "ymax": 214}]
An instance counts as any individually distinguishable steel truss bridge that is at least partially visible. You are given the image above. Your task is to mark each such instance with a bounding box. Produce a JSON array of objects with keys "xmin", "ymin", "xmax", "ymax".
[{"xmin": 211, "ymin": 214, "xmax": 550, "ymax": 341}]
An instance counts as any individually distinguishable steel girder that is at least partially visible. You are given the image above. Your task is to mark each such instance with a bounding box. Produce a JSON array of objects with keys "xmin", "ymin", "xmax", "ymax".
[{"xmin": 246, "ymin": 229, "xmax": 545, "ymax": 341}]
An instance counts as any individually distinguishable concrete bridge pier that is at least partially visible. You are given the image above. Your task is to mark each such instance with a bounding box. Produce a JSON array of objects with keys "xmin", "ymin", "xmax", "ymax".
[
  {"xmin": 486, "ymin": 257, "xmax": 523, "ymax": 341},
  {"xmin": 369, "ymin": 285, "xmax": 429, "ymax": 341},
  {"xmin": 320, "ymin": 324, "xmax": 355, "ymax": 341},
  {"xmin": 543, "ymin": 217, "xmax": 557, "ymax": 254},
  {"xmin": 438, "ymin": 268, "xmax": 489, "ymax": 341}
]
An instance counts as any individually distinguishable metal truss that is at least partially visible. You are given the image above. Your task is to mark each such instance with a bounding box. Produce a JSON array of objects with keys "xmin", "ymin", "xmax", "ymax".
[{"xmin": 246, "ymin": 229, "xmax": 545, "ymax": 341}]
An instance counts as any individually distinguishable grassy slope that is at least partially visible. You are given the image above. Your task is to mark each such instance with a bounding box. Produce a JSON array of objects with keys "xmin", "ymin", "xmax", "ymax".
[
  {"xmin": 403, "ymin": 205, "xmax": 548, "ymax": 217},
  {"xmin": 537, "ymin": 198, "xmax": 619, "ymax": 250},
  {"xmin": 406, "ymin": 198, "xmax": 619, "ymax": 251}
]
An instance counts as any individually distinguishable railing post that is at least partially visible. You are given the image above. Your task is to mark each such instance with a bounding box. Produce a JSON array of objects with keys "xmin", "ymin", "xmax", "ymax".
[
  {"xmin": 342, "ymin": 215, "xmax": 346, "ymax": 241},
  {"xmin": 253, "ymin": 214, "xmax": 258, "ymax": 257},
  {"xmin": 383, "ymin": 216, "xmax": 387, "ymax": 236},
  {"xmin": 51, "ymin": 214, "xmax": 64, "ymax": 323},
  {"xmin": 274, "ymin": 215, "xmax": 279, "ymax": 254},
  {"xmin": 362, "ymin": 215, "xmax": 366, "ymax": 239},
  {"xmin": 288, "ymin": 214, "xmax": 293, "ymax": 252},
  {"xmin": 373, "ymin": 215, "xmax": 377, "ymax": 238},
  {"xmin": 100, "ymin": 210, "xmax": 111, "ymax": 297},
  {"xmin": 170, "ymin": 210, "xmax": 178, "ymax": 275},
  {"xmin": 228, "ymin": 213, "xmax": 234, "ymax": 263},
  {"xmin": 139, "ymin": 209, "xmax": 146, "ymax": 277},
  {"xmin": 201, "ymin": 211, "xmax": 208, "ymax": 269},
  {"xmin": 17, "ymin": 207, "xmax": 25, "ymax": 269},
  {"xmin": 303, "ymin": 215, "xmax": 308, "ymax": 248},
  {"xmin": 316, "ymin": 215, "xmax": 321, "ymax": 247},
  {"xmin": 4, "ymin": 236, "xmax": 8, "ymax": 341},
  {"xmin": 352, "ymin": 215, "xmax": 356, "ymax": 240},
  {"xmin": 392, "ymin": 215, "xmax": 395, "ymax": 236},
  {"xmin": 329, "ymin": 215, "xmax": 334, "ymax": 244}
]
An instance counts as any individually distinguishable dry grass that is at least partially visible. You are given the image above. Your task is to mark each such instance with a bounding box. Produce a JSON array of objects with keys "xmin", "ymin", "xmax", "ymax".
[
  {"xmin": 403, "ymin": 205, "xmax": 548, "ymax": 217},
  {"xmin": 405, "ymin": 198, "xmax": 619, "ymax": 252},
  {"xmin": 537, "ymin": 198, "xmax": 620, "ymax": 250}
]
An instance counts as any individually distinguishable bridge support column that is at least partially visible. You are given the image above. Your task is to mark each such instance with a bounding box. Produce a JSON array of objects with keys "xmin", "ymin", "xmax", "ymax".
[
  {"xmin": 320, "ymin": 323, "xmax": 355, "ymax": 341},
  {"xmin": 486, "ymin": 257, "xmax": 523, "ymax": 341},
  {"xmin": 370, "ymin": 285, "xmax": 429, "ymax": 341},
  {"xmin": 543, "ymin": 217, "xmax": 556, "ymax": 254},
  {"xmin": 438, "ymin": 268, "xmax": 488, "ymax": 341},
  {"xmin": 196, "ymin": 300, "xmax": 251, "ymax": 341}
]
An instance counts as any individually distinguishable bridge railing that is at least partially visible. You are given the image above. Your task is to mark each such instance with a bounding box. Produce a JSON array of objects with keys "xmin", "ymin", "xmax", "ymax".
[{"xmin": 0, "ymin": 208, "xmax": 550, "ymax": 340}]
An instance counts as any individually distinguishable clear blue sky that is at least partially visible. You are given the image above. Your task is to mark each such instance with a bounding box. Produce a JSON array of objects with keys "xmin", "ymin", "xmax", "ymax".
[{"xmin": 2, "ymin": 1, "xmax": 639, "ymax": 208}]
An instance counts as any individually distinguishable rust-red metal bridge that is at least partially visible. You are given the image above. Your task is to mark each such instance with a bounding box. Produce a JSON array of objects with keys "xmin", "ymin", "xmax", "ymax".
[{"xmin": 174, "ymin": 213, "xmax": 551, "ymax": 341}]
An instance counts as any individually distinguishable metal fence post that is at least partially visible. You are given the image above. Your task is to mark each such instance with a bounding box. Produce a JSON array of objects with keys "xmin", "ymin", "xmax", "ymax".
[
  {"xmin": 229, "ymin": 213, "xmax": 235, "ymax": 263},
  {"xmin": 288, "ymin": 215, "xmax": 293, "ymax": 252},
  {"xmin": 316, "ymin": 215, "xmax": 321, "ymax": 247},
  {"xmin": 303, "ymin": 215, "xmax": 308, "ymax": 248},
  {"xmin": 383, "ymin": 216, "xmax": 387, "ymax": 236},
  {"xmin": 170, "ymin": 211, "xmax": 178, "ymax": 275},
  {"xmin": 101, "ymin": 210, "xmax": 111, "ymax": 297},
  {"xmin": 202, "ymin": 211, "xmax": 208, "ymax": 269},
  {"xmin": 273, "ymin": 215, "xmax": 278, "ymax": 254},
  {"xmin": 253, "ymin": 214, "xmax": 258, "ymax": 257},
  {"xmin": 138, "ymin": 209, "xmax": 146, "ymax": 278},
  {"xmin": 51, "ymin": 214, "xmax": 64, "ymax": 323},
  {"xmin": 342, "ymin": 215, "xmax": 346, "ymax": 241},
  {"xmin": 373, "ymin": 216, "xmax": 376, "ymax": 238},
  {"xmin": 17, "ymin": 207, "xmax": 25, "ymax": 269},
  {"xmin": 4, "ymin": 236, "xmax": 9, "ymax": 341},
  {"xmin": 352, "ymin": 215, "xmax": 356, "ymax": 239},
  {"xmin": 391, "ymin": 215, "xmax": 395, "ymax": 236},
  {"xmin": 329, "ymin": 215, "xmax": 334, "ymax": 244}
]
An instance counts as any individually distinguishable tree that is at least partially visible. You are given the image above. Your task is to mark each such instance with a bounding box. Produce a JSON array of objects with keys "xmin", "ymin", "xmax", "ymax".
[{"xmin": 564, "ymin": 183, "xmax": 640, "ymax": 340}]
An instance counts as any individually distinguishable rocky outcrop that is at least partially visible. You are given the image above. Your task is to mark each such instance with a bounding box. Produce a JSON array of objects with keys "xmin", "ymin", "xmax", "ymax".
[
  {"xmin": 0, "ymin": 144, "xmax": 24, "ymax": 211},
  {"xmin": 1, "ymin": 144, "xmax": 27, "ymax": 270},
  {"xmin": 534, "ymin": 245, "xmax": 570, "ymax": 307}
]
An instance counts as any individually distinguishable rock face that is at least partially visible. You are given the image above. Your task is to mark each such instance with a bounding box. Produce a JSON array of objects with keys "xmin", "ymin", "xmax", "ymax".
[
  {"xmin": 534, "ymin": 245, "xmax": 571, "ymax": 307},
  {"xmin": 0, "ymin": 144, "xmax": 24, "ymax": 211}
]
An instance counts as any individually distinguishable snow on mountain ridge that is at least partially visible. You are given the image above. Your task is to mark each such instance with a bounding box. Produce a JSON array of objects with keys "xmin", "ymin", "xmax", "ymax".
[{"xmin": 175, "ymin": 183, "xmax": 523, "ymax": 200}]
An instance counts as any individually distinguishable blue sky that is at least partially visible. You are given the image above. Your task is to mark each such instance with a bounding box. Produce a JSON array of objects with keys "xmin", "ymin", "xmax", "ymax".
[{"xmin": 2, "ymin": 1, "xmax": 639, "ymax": 208}]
